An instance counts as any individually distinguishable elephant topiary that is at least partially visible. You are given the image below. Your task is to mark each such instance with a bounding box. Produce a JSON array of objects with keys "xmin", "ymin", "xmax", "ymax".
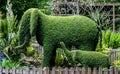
[{"xmin": 15, "ymin": 8, "xmax": 99, "ymax": 68}]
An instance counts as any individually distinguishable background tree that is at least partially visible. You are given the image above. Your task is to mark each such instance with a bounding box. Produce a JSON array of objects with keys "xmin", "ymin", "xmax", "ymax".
[{"xmin": 0, "ymin": 0, "xmax": 50, "ymax": 20}]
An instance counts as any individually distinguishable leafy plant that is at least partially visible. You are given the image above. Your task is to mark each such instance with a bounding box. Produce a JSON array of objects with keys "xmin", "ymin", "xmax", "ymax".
[
  {"xmin": 82, "ymin": 0, "xmax": 112, "ymax": 30},
  {"xmin": 55, "ymin": 48, "xmax": 68, "ymax": 67},
  {"xmin": 112, "ymin": 60, "xmax": 120, "ymax": 71},
  {"xmin": 96, "ymin": 29, "xmax": 120, "ymax": 51},
  {"xmin": 0, "ymin": 0, "xmax": 19, "ymax": 62},
  {"xmin": 0, "ymin": 59, "xmax": 20, "ymax": 69}
]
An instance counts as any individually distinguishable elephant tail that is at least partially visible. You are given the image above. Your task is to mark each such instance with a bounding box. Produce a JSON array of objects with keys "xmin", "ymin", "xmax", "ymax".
[{"xmin": 15, "ymin": 8, "xmax": 39, "ymax": 50}]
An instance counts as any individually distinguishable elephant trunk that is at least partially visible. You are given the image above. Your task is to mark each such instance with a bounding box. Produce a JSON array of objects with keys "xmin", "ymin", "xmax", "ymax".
[{"xmin": 15, "ymin": 8, "xmax": 39, "ymax": 51}]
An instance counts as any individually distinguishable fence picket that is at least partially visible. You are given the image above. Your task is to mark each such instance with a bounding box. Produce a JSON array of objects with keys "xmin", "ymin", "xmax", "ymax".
[
  {"xmin": 16, "ymin": 69, "xmax": 19, "ymax": 74},
  {"xmin": 82, "ymin": 67, "xmax": 85, "ymax": 74},
  {"xmin": 87, "ymin": 67, "xmax": 91, "ymax": 74},
  {"xmin": 30, "ymin": 70, "xmax": 33, "ymax": 74},
  {"xmin": 0, "ymin": 67, "xmax": 2, "ymax": 74},
  {"xmin": 65, "ymin": 68, "xmax": 68, "ymax": 74},
  {"xmin": 58, "ymin": 67, "xmax": 62, "ymax": 74},
  {"xmin": 109, "ymin": 67, "xmax": 113, "ymax": 74},
  {"xmin": 12, "ymin": 67, "xmax": 16, "ymax": 74},
  {"xmin": 98, "ymin": 67, "xmax": 102, "ymax": 74},
  {"xmin": 70, "ymin": 67, "xmax": 74, "ymax": 74},
  {"xmin": 33, "ymin": 67, "xmax": 36, "ymax": 74},
  {"xmin": 4, "ymin": 67, "xmax": 9, "ymax": 74},
  {"xmin": 37, "ymin": 67, "xmax": 42, "ymax": 74},
  {"xmin": 75, "ymin": 67, "xmax": 80, "ymax": 74},
  {"xmin": 25, "ymin": 67, "xmax": 29, "ymax": 74},
  {"xmin": 93, "ymin": 67, "xmax": 97, "ymax": 74},
  {"xmin": 79, "ymin": 67, "xmax": 82, "ymax": 74},
  {"xmin": 43, "ymin": 67, "xmax": 49, "ymax": 74},
  {"xmin": 5, "ymin": 67, "xmax": 9, "ymax": 74},
  {"xmin": 103, "ymin": 68, "xmax": 108, "ymax": 74},
  {"xmin": 19, "ymin": 67, "xmax": 23, "ymax": 74},
  {"xmin": 114, "ymin": 67, "xmax": 118, "ymax": 74},
  {"xmin": 52, "ymin": 67, "xmax": 56, "ymax": 74},
  {"xmin": 23, "ymin": 69, "xmax": 26, "ymax": 74}
]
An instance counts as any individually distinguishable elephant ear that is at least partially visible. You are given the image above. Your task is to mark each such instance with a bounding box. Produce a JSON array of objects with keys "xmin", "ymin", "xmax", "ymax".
[{"xmin": 60, "ymin": 42, "xmax": 67, "ymax": 49}]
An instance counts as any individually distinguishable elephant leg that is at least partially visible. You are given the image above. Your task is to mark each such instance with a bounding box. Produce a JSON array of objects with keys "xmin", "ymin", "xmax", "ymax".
[{"xmin": 42, "ymin": 42, "xmax": 56, "ymax": 68}]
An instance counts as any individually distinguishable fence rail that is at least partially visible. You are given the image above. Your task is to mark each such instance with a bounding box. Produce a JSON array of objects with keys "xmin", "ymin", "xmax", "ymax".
[{"xmin": 0, "ymin": 67, "xmax": 119, "ymax": 74}]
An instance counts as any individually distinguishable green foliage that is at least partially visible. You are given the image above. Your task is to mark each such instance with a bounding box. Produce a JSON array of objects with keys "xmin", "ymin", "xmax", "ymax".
[
  {"xmin": 112, "ymin": 60, "xmax": 120, "ymax": 71},
  {"xmin": 12, "ymin": 0, "xmax": 39, "ymax": 20},
  {"xmin": 0, "ymin": 17, "xmax": 18, "ymax": 50},
  {"xmin": 118, "ymin": 49, "xmax": 120, "ymax": 60},
  {"xmin": 59, "ymin": 42, "xmax": 110, "ymax": 68},
  {"xmin": 26, "ymin": 45, "xmax": 36, "ymax": 56},
  {"xmin": 89, "ymin": 9, "xmax": 111, "ymax": 30},
  {"xmin": 96, "ymin": 29, "xmax": 120, "ymax": 51},
  {"xmin": 55, "ymin": 48, "xmax": 64, "ymax": 67},
  {"xmin": 0, "ymin": 59, "xmax": 20, "ymax": 69},
  {"xmin": 0, "ymin": 0, "xmax": 19, "ymax": 62},
  {"xmin": 20, "ymin": 52, "xmax": 42, "ymax": 68},
  {"xmin": 39, "ymin": 0, "xmax": 51, "ymax": 15},
  {"xmin": 0, "ymin": 19, "xmax": 8, "ymax": 39},
  {"xmin": 0, "ymin": 0, "xmax": 50, "ymax": 20},
  {"xmin": 55, "ymin": 48, "xmax": 68, "ymax": 67}
]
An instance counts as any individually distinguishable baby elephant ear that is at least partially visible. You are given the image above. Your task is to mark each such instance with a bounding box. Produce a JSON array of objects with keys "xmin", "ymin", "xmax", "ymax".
[{"xmin": 60, "ymin": 42, "xmax": 66, "ymax": 48}]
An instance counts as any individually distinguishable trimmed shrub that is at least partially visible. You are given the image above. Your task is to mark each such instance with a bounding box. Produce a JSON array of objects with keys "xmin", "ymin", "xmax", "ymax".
[
  {"xmin": 60, "ymin": 42, "xmax": 110, "ymax": 68},
  {"xmin": 16, "ymin": 8, "xmax": 99, "ymax": 68}
]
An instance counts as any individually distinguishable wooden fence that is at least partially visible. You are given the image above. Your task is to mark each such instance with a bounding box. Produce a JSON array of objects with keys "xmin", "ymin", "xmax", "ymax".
[{"xmin": 0, "ymin": 67, "xmax": 119, "ymax": 74}]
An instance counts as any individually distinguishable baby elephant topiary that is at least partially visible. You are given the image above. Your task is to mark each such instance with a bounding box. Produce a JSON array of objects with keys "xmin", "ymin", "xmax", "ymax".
[
  {"xmin": 15, "ymin": 8, "xmax": 99, "ymax": 68},
  {"xmin": 59, "ymin": 42, "xmax": 110, "ymax": 68}
]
